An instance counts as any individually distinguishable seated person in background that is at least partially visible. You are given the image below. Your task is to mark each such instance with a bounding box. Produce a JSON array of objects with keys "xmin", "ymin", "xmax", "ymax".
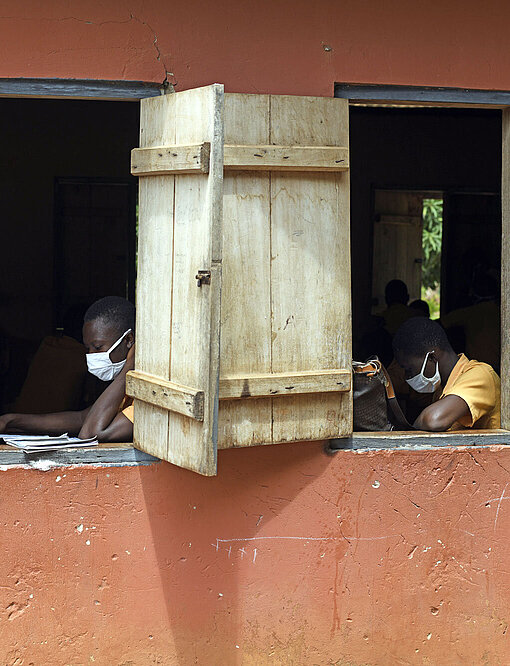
[
  {"xmin": 440, "ymin": 271, "xmax": 500, "ymax": 372},
  {"xmin": 14, "ymin": 304, "xmax": 89, "ymax": 414},
  {"xmin": 409, "ymin": 299, "xmax": 430, "ymax": 318},
  {"xmin": 393, "ymin": 317, "xmax": 500, "ymax": 431},
  {"xmin": 0, "ymin": 297, "xmax": 135, "ymax": 442},
  {"xmin": 380, "ymin": 279, "xmax": 418, "ymax": 337}
]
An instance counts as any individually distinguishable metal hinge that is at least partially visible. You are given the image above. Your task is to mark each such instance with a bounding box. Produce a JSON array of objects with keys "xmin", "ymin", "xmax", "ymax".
[{"xmin": 195, "ymin": 270, "xmax": 211, "ymax": 287}]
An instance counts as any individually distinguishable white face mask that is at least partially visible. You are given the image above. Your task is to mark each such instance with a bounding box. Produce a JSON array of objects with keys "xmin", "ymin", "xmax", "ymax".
[
  {"xmin": 406, "ymin": 351, "xmax": 441, "ymax": 394},
  {"xmin": 86, "ymin": 329, "xmax": 132, "ymax": 382}
]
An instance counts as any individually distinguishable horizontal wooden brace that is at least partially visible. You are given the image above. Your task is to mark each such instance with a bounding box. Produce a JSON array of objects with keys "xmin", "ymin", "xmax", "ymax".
[
  {"xmin": 223, "ymin": 145, "xmax": 349, "ymax": 171},
  {"xmin": 131, "ymin": 143, "xmax": 349, "ymax": 176},
  {"xmin": 219, "ymin": 369, "xmax": 351, "ymax": 400},
  {"xmin": 126, "ymin": 370, "xmax": 204, "ymax": 421},
  {"xmin": 131, "ymin": 143, "xmax": 211, "ymax": 176}
]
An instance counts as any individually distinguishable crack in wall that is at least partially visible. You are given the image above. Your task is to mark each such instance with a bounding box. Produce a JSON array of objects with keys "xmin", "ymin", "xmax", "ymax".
[{"xmin": 0, "ymin": 12, "xmax": 174, "ymax": 88}]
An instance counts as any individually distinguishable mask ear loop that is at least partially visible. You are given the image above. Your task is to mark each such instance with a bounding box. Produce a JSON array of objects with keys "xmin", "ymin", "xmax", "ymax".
[{"xmin": 420, "ymin": 351, "xmax": 432, "ymax": 375}]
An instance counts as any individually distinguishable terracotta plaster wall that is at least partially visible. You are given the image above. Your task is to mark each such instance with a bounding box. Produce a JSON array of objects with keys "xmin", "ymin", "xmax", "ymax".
[
  {"xmin": 2, "ymin": 0, "xmax": 510, "ymax": 94},
  {"xmin": 2, "ymin": 442, "xmax": 510, "ymax": 665}
]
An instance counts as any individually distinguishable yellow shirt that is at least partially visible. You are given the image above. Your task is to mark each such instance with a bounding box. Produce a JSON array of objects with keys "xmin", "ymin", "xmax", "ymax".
[
  {"xmin": 441, "ymin": 301, "xmax": 500, "ymax": 370},
  {"xmin": 119, "ymin": 396, "xmax": 134, "ymax": 423},
  {"xmin": 440, "ymin": 354, "xmax": 500, "ymax": 430}
]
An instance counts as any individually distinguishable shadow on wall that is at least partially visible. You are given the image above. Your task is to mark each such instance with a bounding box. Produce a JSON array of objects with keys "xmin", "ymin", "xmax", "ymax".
[{"xmin": 137, "ymin": 440, "xmax": 333, "ymax": 665}]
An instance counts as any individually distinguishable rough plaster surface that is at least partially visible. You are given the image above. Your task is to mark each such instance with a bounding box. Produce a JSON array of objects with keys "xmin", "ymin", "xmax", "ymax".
[
  {"xmin": 1, "ymin": 1, "xmax": 510, "ymax": 94},
  {"xmin": 1, "ymin": 441, "xmax": 510, "ymax": 664}
]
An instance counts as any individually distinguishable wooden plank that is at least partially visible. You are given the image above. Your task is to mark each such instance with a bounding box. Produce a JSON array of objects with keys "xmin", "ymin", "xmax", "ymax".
[
  {"xmin": 165, "ymin": 84, "xmax": 224, "ymax": 475},
  {"xmin": 126, "ymin": 371, "xmax": 204, "ymax": 420},
  {"xmin": 270, "ymin": 95, "xmax": 352, "ymax": 442},
  {"xmin": 502, "ymin": 109, "xmax": 510, "ymax": 429},
  {"xmin": 223, "ymin": 145, "xmax": 349, "ymax": 171},
  {"xmin": 219, "ymin": 370, "xmax": 351, "ymax": 399},
  {"xmin": 133, "ymin": 93, "xmax": 176, "ymax": 462},
  {"xmin": 131, "ymin": 143, "xmax": 210, "ymax": 176},
  {"xmin": 330, "ymin": 429, "xmax": 510, "ymax": 450},
  {"xmin": 218, "ymin": 93, "xmax": 273, "ymax": 449}
]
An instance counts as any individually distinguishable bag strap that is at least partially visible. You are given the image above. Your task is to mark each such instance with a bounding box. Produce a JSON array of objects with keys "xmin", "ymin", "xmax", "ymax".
[{"xmin": 380, "ymin": 365, "xmax": 415, "ymax": 431}]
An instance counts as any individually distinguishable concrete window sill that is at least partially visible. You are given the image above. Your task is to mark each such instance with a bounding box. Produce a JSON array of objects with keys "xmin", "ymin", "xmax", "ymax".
[
  {"xmin": 0, "ymin": 443, "xmax": 159, "ymax": 468},
  {"xmin": 329, "ymin": 429, "xmax": 510, "ymax": 452}
]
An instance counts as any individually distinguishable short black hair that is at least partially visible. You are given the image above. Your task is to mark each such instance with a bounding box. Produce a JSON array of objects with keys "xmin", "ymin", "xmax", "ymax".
[
  {"xmin": 409, "ymin": 299, "xmax": 430, "ymax": 317},
  {"xmin": 84, "ymin": 296, "xmax": 135, "ymax": 337},
  {"xmin": 385, "ymin": 279, "xmax": 409, "ymax": 306},
  {"xmin": 393, "ymin": 317, "xmax": 451, "ymax": 359}
]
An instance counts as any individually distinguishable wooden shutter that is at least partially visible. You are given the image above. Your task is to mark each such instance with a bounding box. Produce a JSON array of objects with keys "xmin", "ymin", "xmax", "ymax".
[
  {"xmin": 218, "ymin": 93, "xmax": 352, "ymax": 449},
  {"xmin": 128, "ymin": 86, "xmax": 352, "ymax": 475},
  {"xmin": 127, "ymin": 84, "xmax": 223, "ymax": 475}
]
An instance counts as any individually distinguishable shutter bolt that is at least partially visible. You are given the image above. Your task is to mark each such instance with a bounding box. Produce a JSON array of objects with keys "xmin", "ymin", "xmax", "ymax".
[{"xmin": 195, "ymin": 270, "xmax": 211, "ymax": 287}]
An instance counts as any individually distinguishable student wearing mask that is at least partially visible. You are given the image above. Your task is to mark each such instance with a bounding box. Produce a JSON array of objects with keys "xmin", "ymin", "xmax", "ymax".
[
  {"xmin": 0, "ymin": 296, "xmax": 135, "ymax": 442},
  {"xmin": 393, "ymin": 317, "xmax": 500, "ymax": 431}
]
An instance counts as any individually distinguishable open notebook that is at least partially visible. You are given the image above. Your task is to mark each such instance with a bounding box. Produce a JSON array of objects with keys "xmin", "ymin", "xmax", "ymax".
[{"xmin": 0, "ymin": 434, "xmax": 98, "ymax": 453}]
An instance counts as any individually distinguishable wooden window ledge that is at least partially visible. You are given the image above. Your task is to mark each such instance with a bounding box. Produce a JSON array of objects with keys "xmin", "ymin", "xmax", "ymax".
[{"xmin": 329, "ymin": 429, "xmax": 510, "ymax": 451}]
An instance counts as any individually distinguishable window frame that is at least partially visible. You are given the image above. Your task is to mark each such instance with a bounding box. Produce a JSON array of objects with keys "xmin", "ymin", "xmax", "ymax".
[
  {"xmin": 331, "ymin": 83, "xmax": 510, "ymax": 450},
  {"xmin": 0, "ymin": 77, "xmax": 159, "ymax": 466}
]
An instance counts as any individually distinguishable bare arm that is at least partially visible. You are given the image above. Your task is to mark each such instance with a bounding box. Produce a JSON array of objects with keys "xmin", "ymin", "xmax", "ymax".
[
  {"xmin": 78, "ymin": 346, "xmax": 135, "ymax": 442},
  {"xmin": 0, "ymin": 408, "xmax": 91, "ymax": 437},
  {"xmin": 413, "ymin": 395, "xmax": 471, "ymax": 431}
]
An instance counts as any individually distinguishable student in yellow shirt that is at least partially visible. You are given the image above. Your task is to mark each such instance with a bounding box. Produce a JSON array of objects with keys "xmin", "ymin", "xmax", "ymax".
[
  {"xmin": 392, "ymin": 317, "xmax": 500, "ymax": 431},
  {"xmin": 0, "ymin": 297, "xmax": 135, "ymax": 441}
]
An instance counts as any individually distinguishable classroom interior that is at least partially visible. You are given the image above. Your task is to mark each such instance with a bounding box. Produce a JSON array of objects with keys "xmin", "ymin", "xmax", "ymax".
[{"xmin": 0, "ymin": 98, "xmax": 502, "ymax": 421}]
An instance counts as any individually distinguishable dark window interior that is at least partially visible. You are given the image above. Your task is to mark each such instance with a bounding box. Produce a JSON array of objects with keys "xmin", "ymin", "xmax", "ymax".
[
  {"xmin": 350, "ymin": 106, "xmax": 502, "ymax": 363},
  {"xmin": 0, "ymin": 98, "xmax": 139, "ymax": 411}
]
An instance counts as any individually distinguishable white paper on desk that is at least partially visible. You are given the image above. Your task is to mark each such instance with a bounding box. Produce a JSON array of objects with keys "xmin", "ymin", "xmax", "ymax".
[
  {"xmin": 4, "ymin": 435, "xmax": 98, "ymax": 453},
  {"xmin": 0, "ymin": 434, "xmax": 52, "ymax": 441}
]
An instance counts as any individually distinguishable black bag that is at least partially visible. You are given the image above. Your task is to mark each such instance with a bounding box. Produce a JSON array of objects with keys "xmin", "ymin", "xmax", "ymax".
[{"xmin": 353, "ymin": 358, "xmax": 413, "ymax": 432}]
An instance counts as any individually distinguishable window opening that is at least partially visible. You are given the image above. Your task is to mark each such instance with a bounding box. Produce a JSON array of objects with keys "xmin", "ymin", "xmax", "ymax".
[
  {"xmin": 350, "ymin": 106, "xmax": 502, "ymax": 435},
  {"xmin": 0, "ymin": 97, "xmax": 138, "ymax": 416}
]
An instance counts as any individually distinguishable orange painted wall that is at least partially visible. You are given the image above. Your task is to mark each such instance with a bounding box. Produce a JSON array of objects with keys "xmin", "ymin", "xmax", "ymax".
[
  {"xmin": 1, "ymin": 0, "xmax": 510, "ymax": 94},
  {"xmin": 2, "ymin": 444, "xmax": 510, "ymax": 664},
  {"xmin": 1, "ymin": 1, "xmax": 510, "ymax": 663}
]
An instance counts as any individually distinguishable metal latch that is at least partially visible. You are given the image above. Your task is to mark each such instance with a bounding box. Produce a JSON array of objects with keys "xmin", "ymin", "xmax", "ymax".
[{"xmin": 195, "ymin": 270, "xmax": 211, "ymax": 287}]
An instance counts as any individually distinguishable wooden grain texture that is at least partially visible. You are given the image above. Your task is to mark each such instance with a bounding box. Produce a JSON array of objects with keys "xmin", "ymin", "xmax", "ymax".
[
  {"xmin": 133, "ymin": 93, "xmax": 176, "ymax": 462},
  {"xmin": 131, "ymin": 143, "xmax": 210, "ymax": 175},
  {"xmin": 502, "ymin": 109, "xmax": 510, "ymax": 429},
  {"xmin": 218, "ymin": 93, "xmax": 273, "ymax": 448},
  {"xmin": 133, "ymin": 85, "xmax": 224, "ymax": 475},
  {"xmin": 219, "ymin": 369, "xmax": 351, "ymax": 399},
  {"xmin": 270, "ymin": 95, "xmax": 352, "ymax": 442},
  {"xmin": 165, "ymin": 84, "xmax": 224, "ymax": 474},
  {"xmin": 126, "ymin": 370, "xmax": 204, "ymax": 420},
  {"xmin": 223, "ymin": 144, "xmax": 349, "ymax": 171},
  {"xmin": 219, "ymin": 93, "xmax": 352, "ymax": 447}
]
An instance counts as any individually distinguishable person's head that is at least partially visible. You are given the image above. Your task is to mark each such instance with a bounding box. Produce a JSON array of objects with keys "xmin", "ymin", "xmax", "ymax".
[
  {"xmin": 83, "ymin": 297, "xmax": 135, "ymax": 379},
  {"xmin": 409, "ymin": 299, "xmax": 430, "ymax": 318},
  {"xmin": 393, "ymin": 318, "xmax": 453, "ymax": 388},
  {"xmin": 385, "ymin": 279, "xmax": 409, "ymax": 307}
]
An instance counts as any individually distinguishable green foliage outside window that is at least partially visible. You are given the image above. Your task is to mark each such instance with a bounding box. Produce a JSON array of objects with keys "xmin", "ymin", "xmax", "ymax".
[{"xmin": 421, "ymin": 198, "xmax": 443, "ymax": 319}]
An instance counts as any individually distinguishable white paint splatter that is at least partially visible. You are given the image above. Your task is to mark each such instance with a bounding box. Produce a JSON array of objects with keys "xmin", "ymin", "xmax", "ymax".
[
  {"xmin": 372, "ymin": 480, "xmax": 380, "ymax": 489},
  {"xmin": 55, "ymin": 476, "xmax": 61, "ymax": 482},
  {"xmin": 494, "ymin": 483, "xmax": 509, "ymax": 531},
  {"xmin": 253, "ymin": 548, "xmax": 257, "ymax": 564},
  {"xmin": 85, "ymin": 540, "xmax": 91, "ymax": 546},
  {"xmin": 76, "ymin": 524, "xmax": 84, "ymax": 534}
]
